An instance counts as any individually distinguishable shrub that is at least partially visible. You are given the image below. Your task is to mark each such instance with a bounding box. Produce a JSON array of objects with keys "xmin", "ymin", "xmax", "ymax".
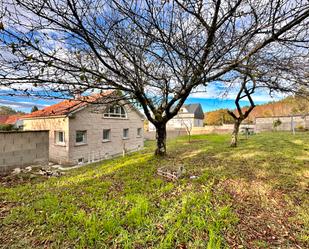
[
  {"xmin": 296, "ymin": 125, "xmax": 305, "ymax": 131},
  {"xmin": 273, "ymin": 119, "xmax": 282, "ymax": 129},
  {"xmin": 0, "ymin": 124, "xmax": 15, "ymax": 131}
]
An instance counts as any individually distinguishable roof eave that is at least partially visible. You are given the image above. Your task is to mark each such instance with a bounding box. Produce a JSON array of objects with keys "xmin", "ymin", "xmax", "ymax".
[{"xmin": 22, "ymin": 115, "xmax": 67, "ymax": 120}]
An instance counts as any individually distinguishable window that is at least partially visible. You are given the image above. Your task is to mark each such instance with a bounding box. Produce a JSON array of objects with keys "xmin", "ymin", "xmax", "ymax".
[
  {"xmin": 123, "ymin": 128, "xmax": 129, "ymax": 139},
  {"xmin": 103, "ymin": 129, "xmax": 111, "ymax": 141},
  {"xmin": 103, "ymin": 105, "xmax": 127, "ymax": 118},
  {"xmin": 76, "ymin": 130, "xmax": 87, "ymax": 144},
  {"xmin": 55, "ymin": 131, "xmax": 65, "ymax": 145},
  {"xmin": 137, "ymin": 128, "xmax": 142, "ymax": 137}
]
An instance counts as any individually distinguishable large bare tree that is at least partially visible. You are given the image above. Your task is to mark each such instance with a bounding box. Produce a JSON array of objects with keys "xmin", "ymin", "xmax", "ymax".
[{"xmin": 0, "ymin": 0, "xmax": 308, "ymax": 155}]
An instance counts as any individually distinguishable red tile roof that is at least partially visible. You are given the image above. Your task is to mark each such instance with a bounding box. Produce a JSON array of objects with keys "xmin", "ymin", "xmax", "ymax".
[
  {"xmin": 23, "ymin": 91, "xmax": 114, "ymax": 119},
  {"xmin": 0, "ymin": 115, "xmax": 8, "ymax": 124},
  {"xmin": 0, "ymin": 115, "xmax": 21, "ymax": 125}
]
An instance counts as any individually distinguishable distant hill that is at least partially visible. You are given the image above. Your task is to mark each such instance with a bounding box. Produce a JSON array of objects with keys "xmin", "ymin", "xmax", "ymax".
[
  {"xmin": 0, "ymin": 106, "xmax": 26, "ymax": 115},
  {"xmin": 204, "ymin": 96, "xmax": 309, "ymax": 125}
]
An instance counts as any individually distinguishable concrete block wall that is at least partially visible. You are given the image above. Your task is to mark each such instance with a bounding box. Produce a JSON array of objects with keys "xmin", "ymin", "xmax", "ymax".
[
  {"xmin": 0, "ymin": 131, "xmax": 49, "ymax": 174},
  {"xmin": 255, "ymin": 115, "xmax": 308, "ymax": 132},
  {"xmin": 23, "ymin": 117, "xmax": 70, "ymax": 164},
  {"xmin": 144, "ymin": 129, "xmax": 188, "ymax": 140}
]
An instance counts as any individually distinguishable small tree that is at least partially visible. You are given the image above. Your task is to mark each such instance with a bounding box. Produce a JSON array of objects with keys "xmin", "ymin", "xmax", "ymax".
[
  {"xmin": 0, "ymin": 124, "xmax": 15, "ymax": 131},
  {"xmin": 31, "ymin": 106, "xmax": 38, "ymax": 113},
  {"xmin": 181, "ymin": 119, "xmax": 193, "ymax": 143},
  {"xmin": 227, "ymin": 73, "xmax": 256, "ymax": 147},
  {"xmin": 273, "ymin": 119, "xmax": 282, "ymax": 131}
]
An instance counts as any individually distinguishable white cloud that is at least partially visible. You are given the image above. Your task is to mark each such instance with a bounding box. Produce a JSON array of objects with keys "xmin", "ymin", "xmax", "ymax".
[
  {"xmin": 190, "ymin": 83, "xmax": 284, "ymax": 103},
  {"xmin": 0, "ymin": 99, "xmax": 49, "ymax": 108}
]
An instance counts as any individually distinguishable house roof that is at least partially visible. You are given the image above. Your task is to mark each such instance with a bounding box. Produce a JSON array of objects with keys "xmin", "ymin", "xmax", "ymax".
[
  {"xmin": 22, "ymin": 91, "xmax": 114, "ymax": 119},
  {"xmin": 183, "ymin": 103, "xmax": 204, "ymax": 119},
  {"xmin": 0, "ymin": 115, "xmax": 21, "ymax": 125}
]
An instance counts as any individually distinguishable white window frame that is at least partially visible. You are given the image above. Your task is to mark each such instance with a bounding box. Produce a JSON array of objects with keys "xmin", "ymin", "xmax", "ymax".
[
  {"xmin": 102, "ymin": 129, "xmax": 111, "ymax": 142},
  {"xmin": 75, "ymin": 130, "xmax": 87, "ymax": 145},
  {"xmin": 55, "ymin": 131, "xmax": 65, "ymax": 145},
  {"xmin": 103, "ymin": 105, "xmax": 127, "ymax": 118},
  {"xmin": 137, "ymin": 128, "xmax": 142, "ymax": 137},
  {"xmin": 123, "ymin": 128, "xmax": 129, "ymax": 139}
]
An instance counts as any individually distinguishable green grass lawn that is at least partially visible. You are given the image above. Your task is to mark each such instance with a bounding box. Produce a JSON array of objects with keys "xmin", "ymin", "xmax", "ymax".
[{"xmin": 0, "ymin": 132, "xmax": 308, "ymax": 249}]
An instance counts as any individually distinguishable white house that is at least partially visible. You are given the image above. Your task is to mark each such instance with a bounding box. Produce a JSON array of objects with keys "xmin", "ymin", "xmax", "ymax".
[
  {"xmin": 149, "ymin": 103, "xmax": 204, "ymax": 131},
  {"xmin": 22, "ymin": 92, "xmax": 145, "ymax": 165}
]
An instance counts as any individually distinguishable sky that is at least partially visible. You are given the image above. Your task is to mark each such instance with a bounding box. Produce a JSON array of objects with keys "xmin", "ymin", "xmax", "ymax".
[
  {"xmin": 0, "ymin": 0, "xmax": 294, "ymax": 114},
  {"xmin": 0, "ymin": 87, "xmax": 280, "ymax": 114}
]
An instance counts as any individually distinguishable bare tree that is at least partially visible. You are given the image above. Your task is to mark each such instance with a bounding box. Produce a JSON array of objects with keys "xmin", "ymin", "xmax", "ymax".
[
  {"xmin": 227, "ymin": 53, "xmax": 308, "ymax": 147},
  {"xmin": 0, "ymin": 0, "xmax": 309, "ymax": 155},
  {"xmin": 181, "ymin": 118, "xmax": 193, "ymax": 143},
  {"xmin": 227, "ymin": 73, "xmax": 256, "ymax": 147}
]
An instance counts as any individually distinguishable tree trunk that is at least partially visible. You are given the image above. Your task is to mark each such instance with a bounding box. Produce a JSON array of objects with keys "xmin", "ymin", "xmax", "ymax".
[
  {"xmin": 231, "ymin": 120, "xmax": 241, "ymax": 147},
  {"xmin": 155, "ymin": 123, "xmax": 167, "ymax": 156}
]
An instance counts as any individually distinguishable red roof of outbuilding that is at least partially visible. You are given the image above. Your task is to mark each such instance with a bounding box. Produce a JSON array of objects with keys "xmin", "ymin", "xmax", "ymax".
[
  {"xmin": 22, "ymin": 91, "xmax": 114, "ymax": 119},
  {"xmin": 0, "ymin": 115, "xmax": 21, "ymax": 125}
]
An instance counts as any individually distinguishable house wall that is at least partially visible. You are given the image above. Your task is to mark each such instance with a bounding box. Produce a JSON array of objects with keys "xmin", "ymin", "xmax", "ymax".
[
  {"xmin": 194, "ymin": 119, "xmax": 204, "ymax": 127},
  {"xmin": 0, "ymin": 131, "xmax": 49, "ymax": 174},
  {"xmin": 23, "ymin": 117, "xmax": 70, "ymax": 164},
  {"xmin": 68, "ymin": 105, "xmax": 144, "ymax": 164},
  {"xmin": 149, "ymin": 117, "xmax": 204, "ymax": 131},
  {"xmin": 255, "ymin": 115, "xmax": 308, "ymax": 132}
]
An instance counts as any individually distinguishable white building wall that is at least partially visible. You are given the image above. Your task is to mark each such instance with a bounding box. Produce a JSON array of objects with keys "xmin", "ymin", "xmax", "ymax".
[
  {"xmin": 148, "ymin": 117, "xmax": 203, "ymax": 131},
  {"xmin": 68, "ymin": 105, "xmax": 144, "ymax": 164}
]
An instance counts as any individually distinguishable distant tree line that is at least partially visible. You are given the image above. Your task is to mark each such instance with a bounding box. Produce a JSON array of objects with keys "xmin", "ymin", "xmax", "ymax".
[
  {"xmin": 204, "ymin": 96, "xmax": 309, "ymax": 126},
  {"xmin": 0, "ymin": 106, "xmax": 25, "ymax": 115}
]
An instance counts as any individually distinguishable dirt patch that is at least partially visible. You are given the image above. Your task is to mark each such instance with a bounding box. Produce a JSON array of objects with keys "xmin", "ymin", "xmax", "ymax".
[
  {"xmin": 0, "ymin": 173, "xmax": 47, "ymax": 187},
  {"xmin": 0, "ymin": 201, "xmax": 18, "ymax": 220},
  {"xmin": 221, "ymin": 179, "xmax": 306, "ymax": 248}
]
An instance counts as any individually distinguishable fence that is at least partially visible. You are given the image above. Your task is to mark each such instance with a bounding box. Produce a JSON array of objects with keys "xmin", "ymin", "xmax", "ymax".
[{"xmin": 0, "ymin": 130, "xmax": 49, "ymax": 174}]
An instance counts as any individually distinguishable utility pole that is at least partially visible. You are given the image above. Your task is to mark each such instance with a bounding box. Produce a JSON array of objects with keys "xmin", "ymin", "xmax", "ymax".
[{"xmin": 291, "ymin": 116, "xmax": 295, "ymax": 135}]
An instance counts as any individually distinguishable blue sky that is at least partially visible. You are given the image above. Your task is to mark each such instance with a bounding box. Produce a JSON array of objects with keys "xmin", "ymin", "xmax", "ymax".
[
  {"xmin": 0, "ymin": 92, "xmax": 275, "ymax": 113},
  {"xmin": 185, "ymin": 97, "xmax": 267, "ymax": 112}
]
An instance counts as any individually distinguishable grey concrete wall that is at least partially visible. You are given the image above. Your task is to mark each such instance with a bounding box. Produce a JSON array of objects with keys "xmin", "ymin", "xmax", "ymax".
[
  {"xmin": 0, "ymin": 130, "xmax": 49, "ymax": 174},
  {"xmin": 23, "ymin": 117, "xmax": 70, "ymax": 164},
  {"xmin": 145, "ymin": 124, "xmax": 256, "ymax": 140},
  {"xmin": 255, "ymin": 115, "xmax": 308, "ymax": 132},
  {"xmin": 191, "ymin": 124, "xmax": 255, "ymax": 134},
  {"xmin": 144, "ymin": 129, "xmax": 188, "ymax": 140}
]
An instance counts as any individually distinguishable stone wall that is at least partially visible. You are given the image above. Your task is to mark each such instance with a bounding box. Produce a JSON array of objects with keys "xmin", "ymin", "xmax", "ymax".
[{"xmin": 0, "ymin": 130, "xmax": 49, "ymax": 174}]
